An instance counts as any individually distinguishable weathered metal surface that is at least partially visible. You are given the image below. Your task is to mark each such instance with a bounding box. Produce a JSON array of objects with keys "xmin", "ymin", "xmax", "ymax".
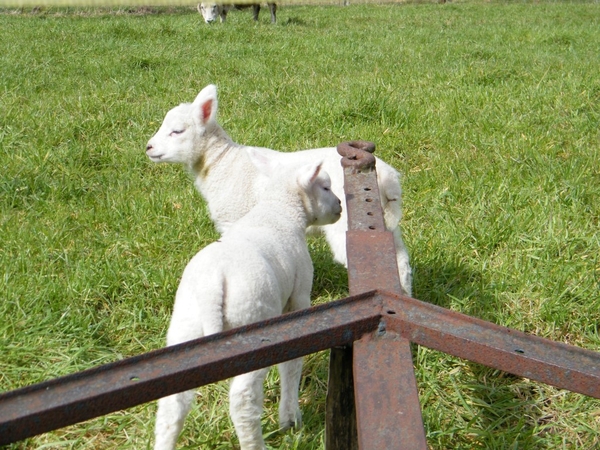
[
  {"xmin": 326, "ymin": 141, "xmax": 425, "ymax": 450},
  {"xmin": 337, "ymin": 140, "xmax": 376, "ymax": 173},
  {"xmin": 353, "ymin": 331, "xmax": 427, "ymax": 450},
  {"xmin": 346, "ymin": 230, "xmax": 403, "ymax": 295},
  {"xmin": 380, "ymin": 290, "xmax": 600, "ymax": 399},
  {"xmin": 2, "ymin": 286, "xmax": 599, "ymax": 445},
  {"xmin": 337, "ymin": 142, "xmax": 384, "ymax": 233},
  {"xmin": 325, "ymin": 345, "xmax": 359, "ymax": 450},
  {"xmin": 336, "ymin": 140, "xmax": 403, "ymax": 295},
  {"xmin": 0, "ymin": 292, "xmax": 382, "ymax": 446}
]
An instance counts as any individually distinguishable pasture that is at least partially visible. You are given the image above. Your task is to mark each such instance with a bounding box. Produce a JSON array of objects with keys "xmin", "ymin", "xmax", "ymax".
[{"xmin": 1, "ymin": 1, "xmax": 599, "ymax": 448}]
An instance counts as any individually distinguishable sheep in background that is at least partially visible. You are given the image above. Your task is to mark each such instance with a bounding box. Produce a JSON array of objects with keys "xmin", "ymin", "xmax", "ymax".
[
  {"xmin": 198, "ymin": 2, "xmax": 277, "ymax": 23},
  {"xmin": 197, "ymin": 2, "xmax": 231, "ymax": 23},
  {"xmin": 153, "ymin": 150, "xmax": 342, "ymax": 450},
  {"xmin": 145, "ymin": 84, "xmax": 412, "ymax": 296}
]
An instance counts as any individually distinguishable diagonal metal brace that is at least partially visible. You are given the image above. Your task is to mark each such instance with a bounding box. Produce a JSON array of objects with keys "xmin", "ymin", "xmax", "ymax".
[
  {"xmin": 380, "ymin": 290, "xmax": 600, "ymax": 399},
  {"xmin": 0, "ymin": 292, "xmax": 383, "ymax": 445}
]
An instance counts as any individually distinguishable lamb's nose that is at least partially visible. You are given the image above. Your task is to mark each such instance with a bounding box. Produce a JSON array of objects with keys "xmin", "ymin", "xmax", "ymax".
[{"xmin": 146, "ymin": 144, "xmax": 153, "ymax": 153}]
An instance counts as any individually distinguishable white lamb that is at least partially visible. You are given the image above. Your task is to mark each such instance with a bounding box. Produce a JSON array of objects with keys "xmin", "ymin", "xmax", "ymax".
[
  {"xmin": 153, "ymin": 150, "xmax": 342, "ymax": 450},
  {"xmin": 145, "ymin": 84, "xmax": 412, "ymax": 296}
]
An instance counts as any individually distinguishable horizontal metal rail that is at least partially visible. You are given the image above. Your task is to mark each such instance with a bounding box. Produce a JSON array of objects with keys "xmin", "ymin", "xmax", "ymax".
[{"xmin": 381, "ymin": 290, "xmax": 600, "ymax": 398}]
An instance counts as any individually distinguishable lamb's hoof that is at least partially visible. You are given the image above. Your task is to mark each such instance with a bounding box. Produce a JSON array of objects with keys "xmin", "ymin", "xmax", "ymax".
[{"xmin": 279, "ymin": 411, "xmax": 303, "ymax": 431}]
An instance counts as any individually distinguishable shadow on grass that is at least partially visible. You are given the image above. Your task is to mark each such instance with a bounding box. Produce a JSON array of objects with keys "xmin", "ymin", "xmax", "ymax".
[{"xmin": 413, "ymin": 257, "xmax": 550, "ymax": 447}]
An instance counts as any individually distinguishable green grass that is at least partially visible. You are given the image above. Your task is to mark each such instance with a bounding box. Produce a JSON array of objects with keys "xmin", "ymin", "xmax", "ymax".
[{"xmin": 1, "ymin": 1, "xmax": 599, "ymax": 448}]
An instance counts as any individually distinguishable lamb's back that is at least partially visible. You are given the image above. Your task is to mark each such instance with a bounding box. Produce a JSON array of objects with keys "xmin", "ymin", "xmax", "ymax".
[{"xmin": 180, "ymin": 226, "xmax": 308, "ymax": 327}]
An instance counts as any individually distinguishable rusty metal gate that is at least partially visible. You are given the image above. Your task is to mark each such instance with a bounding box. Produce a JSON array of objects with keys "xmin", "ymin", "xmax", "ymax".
[{"xmin": 1, "ymin": 142, "xmax": 599, "ymax": 448}]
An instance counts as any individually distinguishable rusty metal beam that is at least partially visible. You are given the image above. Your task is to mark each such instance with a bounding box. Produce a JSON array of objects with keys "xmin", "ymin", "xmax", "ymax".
[
  {"xmin": 325, "ymin": 342, "xmax": 359, "ymax": 450},
  {"xmin": 380, "ymin": 290, "xmax": 600, "ymax": 399},
  {"xmin": 0, "ymin": 292, "xmax": 382, "ymax": 446},
  {"xmin": 1, "ymin": 139, "xmax": 599, "ymax": 449},
  {"xmin": 353, "ymin": 331, "xmax": 428, "ymax": 450}
]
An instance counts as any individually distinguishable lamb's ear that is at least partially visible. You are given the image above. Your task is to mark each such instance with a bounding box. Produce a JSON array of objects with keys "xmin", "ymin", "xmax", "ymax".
[
  {"xmin": 297, "ymin": 161, "xmax": 323, "ymax": 189},
  {"xmin": 246, "ymin": 148, "xmax": 277, "ymax": 177},
  {"xmin": 192, "ymin": 84, "xmax": 218, "ymax": 126}
]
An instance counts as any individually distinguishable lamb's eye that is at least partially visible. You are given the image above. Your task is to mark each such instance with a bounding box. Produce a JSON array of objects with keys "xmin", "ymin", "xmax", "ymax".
[{"xmin": 170, "ymin": 130, "xmax": 184, "ymax": 136}]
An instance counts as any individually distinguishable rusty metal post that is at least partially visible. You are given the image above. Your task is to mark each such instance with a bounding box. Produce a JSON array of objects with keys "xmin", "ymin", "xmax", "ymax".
[
  {"xmin": 353, "ymin": 332, "xmax": 426, "ymax": 449},
  {"xmin": 325, "ymin": 142, "xmax": 427, "ymax": 449}
]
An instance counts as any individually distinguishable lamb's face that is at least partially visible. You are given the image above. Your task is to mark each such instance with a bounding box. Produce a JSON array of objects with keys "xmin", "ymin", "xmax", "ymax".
[
  {"xmin": 146, "ymin": 104, "xmax": 200, "ymax": 165},
  {"xmin": 307, "ymin": 171, "xmax": 342, "ymax": 226},
  {"xmin": 199, "ymin": 3, "xmax": 220, "ymax": 23}
]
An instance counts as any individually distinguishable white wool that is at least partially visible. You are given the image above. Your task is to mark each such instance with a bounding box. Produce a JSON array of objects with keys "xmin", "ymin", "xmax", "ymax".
[
  {"xmin": 154, "ymin": 153, "xmax": 342, "ymax": 450},
  {"xmin": 146, "ymin": 84, "xmax": 412, "ymax": 295}
]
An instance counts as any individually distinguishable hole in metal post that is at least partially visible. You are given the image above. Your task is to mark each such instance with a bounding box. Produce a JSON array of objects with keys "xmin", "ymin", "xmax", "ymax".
[
  {"xmin": 514, "ymin": 349, "xmax": 525, "ymax": 354},
  {"xmin": 365, "ymin": 198, "xmax": 373, "ymax": 202},
  {"xmin": 364, "ymin": 187, "xmax": 372, "ymax": 191},
  {"xmin": 367, "ymin": 212, "xmax": 373, "ymax": 216},
  {"xmin": 387, "ymin": 310, "xmax": 396, "ymax": 315},
  {"xmin": 130, "ymin": 376, "xmax": 141, "ymax": 382},
  {"xmin": 368, "ymin": 226, "xmax": 376, "ymax": 230}
]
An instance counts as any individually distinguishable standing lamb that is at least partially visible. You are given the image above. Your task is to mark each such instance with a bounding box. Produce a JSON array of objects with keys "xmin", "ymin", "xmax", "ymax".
[
  {"xmin": 198, "ymin": 2, "xmax": 277, "ymax": 23},
  {"xmin": 153, "ymin": 150, "xmax": 342, "ymax": 450},
  {"xmin": 145, "ymin": 84, "xmax": 412, "ymax": 295}
]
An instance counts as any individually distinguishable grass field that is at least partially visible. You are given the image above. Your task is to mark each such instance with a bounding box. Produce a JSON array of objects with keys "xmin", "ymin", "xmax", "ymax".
[{"xmin": 1, "ymin": 1, "xmax": 599, "ymax": 448}]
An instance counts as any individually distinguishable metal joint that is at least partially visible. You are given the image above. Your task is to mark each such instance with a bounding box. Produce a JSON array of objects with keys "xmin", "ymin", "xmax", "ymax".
[{"xmin": 337, "ymin": 141, "xmax": 376, "ymax": 172}]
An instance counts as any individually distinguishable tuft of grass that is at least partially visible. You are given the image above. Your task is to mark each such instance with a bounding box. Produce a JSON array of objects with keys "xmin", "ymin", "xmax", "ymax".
[{"xmin": 1, "ymin": 2, "xmax": 599, "ymax": 448}]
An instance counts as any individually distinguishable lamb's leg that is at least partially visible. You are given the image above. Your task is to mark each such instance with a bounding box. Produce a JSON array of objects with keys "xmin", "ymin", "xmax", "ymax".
[
  {"xmin": 277, "ymin": 358, "xmax": 303, "ymax": 430},
  {"xmin": 154, "ymin": 306, "xmax": 208, "ymax": 449},
  {"xmin": 392, "ymin": 226, "xmax": 412, "ymax": 296},
  {"xmin": 252, "ymin": 4, "xmax": 260, "ymax": 21},
  {"xmin": 267, "ymin": 3, "xmax": 276, "ymax": 23},
  {"xmin": 154, "ymin": 390, "xmax": 195, "ymax": 450},
  {"xmin": 321, "ymin": 220, "xmax": 349, "ymax": 268},
  {"xmin": 229, "ymin": 368, "xmax": 270, "ymax": 450}
]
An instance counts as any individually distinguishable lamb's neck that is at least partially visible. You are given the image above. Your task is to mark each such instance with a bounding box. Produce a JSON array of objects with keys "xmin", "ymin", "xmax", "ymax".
[
  {"xmin": 190, "ymin": 124, "xmax": 239, "ymax": 179},
  {"xmin": 253, "ymin": 197, "xmax": 310, "ymax": 232}
]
